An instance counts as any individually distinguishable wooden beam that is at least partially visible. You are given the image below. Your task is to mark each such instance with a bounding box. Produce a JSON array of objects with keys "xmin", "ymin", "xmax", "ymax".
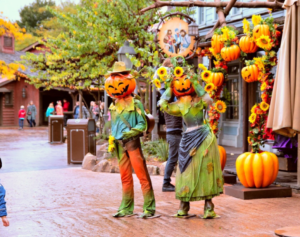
[{"xmin": 140, "ymin": 0, "xmax": 283, "ymax": 13}]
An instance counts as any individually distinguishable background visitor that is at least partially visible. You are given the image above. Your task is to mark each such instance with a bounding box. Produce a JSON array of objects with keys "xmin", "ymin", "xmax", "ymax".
[
  {"xmin": 18, "ymin": 105, "xmax": 26, "ymax": 130},
  {"xmin": 46, "ymin": 103, "xmax": 55, "ymax": 121},
  {"xmin": 27, "ymin": 101, "xmax": 37, "ymax": 127}
]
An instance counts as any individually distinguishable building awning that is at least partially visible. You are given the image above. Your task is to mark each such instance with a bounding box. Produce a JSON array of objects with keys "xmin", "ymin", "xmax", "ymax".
[{"xmin": 0, "ymin": 88, "xmax": 11, "ymax": 93}]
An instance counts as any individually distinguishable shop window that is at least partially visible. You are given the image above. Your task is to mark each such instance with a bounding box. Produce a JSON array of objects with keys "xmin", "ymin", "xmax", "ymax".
[
  {"xmin": 199, "ymin": 7, "xmax": 205, "ymax": 24},
  {"xmin": 225, "ymin": 77, "xmax": 239, "ymax": 120},
  {"xmin": 4, "ymin": 36, "xmax": 13, "ymax": 48},
  {"xmin": 4, "ymin": 92, "xmax": 13, "ymax": 106}
]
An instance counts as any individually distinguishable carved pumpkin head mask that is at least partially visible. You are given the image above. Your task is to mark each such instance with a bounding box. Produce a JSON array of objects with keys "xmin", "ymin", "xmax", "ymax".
[
  {"xmin": 172, "ymin": 74, "xmax": 195, "ymax": 97},
  {"xmin": 105, "ymin": 73, "xmax": 136, "ymax": 99}
]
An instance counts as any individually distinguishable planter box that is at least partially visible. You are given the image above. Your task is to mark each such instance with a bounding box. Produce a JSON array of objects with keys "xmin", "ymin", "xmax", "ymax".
[{"xmin": 278, "ymin": 157, "xmax": 297, "ymax": 172}]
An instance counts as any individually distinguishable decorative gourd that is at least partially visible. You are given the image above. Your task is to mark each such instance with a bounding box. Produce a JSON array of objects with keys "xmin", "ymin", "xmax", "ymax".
[
  {"xmin": 211, "ymin": 34, "xmax": 224, "ymax": 54},
  {"xmin": 211, "ymin": 72, "xmax": 224, "ymax": 87},
  {"xmin": 241, "ymin": 65, "xmax": 259, "ymax": 82},
  {"xmin": 105, "ymin": 74, "xmax": 136, "ymax": 99},
  {"xmin": 172, "ymin": 75, "xmax": 195, "ymax": 97},
  {"xmin": 253, "ymin": 24, "xmax": 270, "ymax": 41},
  {"xmin": 218, "ymin": 145, "xmax": 227, "ymax": 171},
  {"xmin": 220, "ymin": 45, "xmax": 240, "ymax": 61},
  {"xmin": 239, "ymin": 36, "xmax": 258, "ymax": 53},
  {"xmin": 236, "ymin": 152, "xmax": 279, "ymax": 188}
]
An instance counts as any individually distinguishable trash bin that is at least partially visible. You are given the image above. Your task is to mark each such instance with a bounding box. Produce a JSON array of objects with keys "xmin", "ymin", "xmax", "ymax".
[
  {"xmin": 48, "ymin": 115, "xmax": 64, "ymax": 143},
  {"xmin": 67, "ymin": 119, "xmax": 96, "ymax": 164}
]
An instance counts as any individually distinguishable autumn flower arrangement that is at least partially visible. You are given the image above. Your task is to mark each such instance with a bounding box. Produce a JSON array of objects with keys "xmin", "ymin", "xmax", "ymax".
[{"xmin": 108, "ymin": 135, "xmax": 116, "ymax": 153}]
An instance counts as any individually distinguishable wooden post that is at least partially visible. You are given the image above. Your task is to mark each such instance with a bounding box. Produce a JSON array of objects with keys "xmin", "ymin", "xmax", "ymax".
[
  {"xmin": 151, "ymin": 85, "xmax": 159, "ymax": 141},
  {"xmin": 79, "ymin": 91, "xmax": 82, "ymax": 119},
  {"xmin": 298, "ymin": 136, "xmax": 300, "ymax": 186},
  {"xmin": 242, "ymin": 79, "xmax": 249, "ymax": 153}
]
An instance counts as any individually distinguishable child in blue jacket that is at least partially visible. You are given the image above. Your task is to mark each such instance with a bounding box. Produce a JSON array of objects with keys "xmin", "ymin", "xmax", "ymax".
[{"xmin": 0, "ymin": 158, "xmax": 9, "ymax": 227}]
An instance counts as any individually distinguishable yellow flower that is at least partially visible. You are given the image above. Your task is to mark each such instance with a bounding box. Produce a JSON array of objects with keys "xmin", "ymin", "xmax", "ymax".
[
  {"xmin": 198, "ymin": 64, "xmax": 207, "ymax": 71},
  {"xmin": 249, "ymin": 113, "xmax": 257, "ymax": 123},
  {"xmin": 174, "ymin": 67, "xmax": 184, "ymax": 77},
  {"xmin": 215, "ymin": 100, "xmax": 227, "ymax": 113},
  {"xmin": 251, "ymin": 104, "xmax": 257, "ymax": 113},
  {"xmin": 260, "ymin": 102, "xmax": 270, "ymax": 111},
  {"xmin": 221, "ymin": 27, "xmax": 230, "ymax": 42},
  {"xmin": 108, "ymin": 135, "xmax": 115, "ymax": 145},
  {"xmin": 260, "ymin": 82, "xmax": 267, "ymax": 91},
  {"xmin": 247, "ymin": 136, "xmax": 252, "ymax": 144},
  {"xmin": 201, "ymin": 70, "xmax": 212, "ymax": 82},
  {"xmin": 209, "ymin": 47, "xmax": 216, "ymax": 56},
  {"xmin": 154, "ymin": 79, "xmax": 161, "ymax": 89},
  {"xmin": 256, "ymin": 35, "xmax": 272, "ymax": 51},
  {"xmin": 252, "ymin": 15, "xmax": 262, "ymax": 26},
  {"xmin": 204, "ymin": 83, "xmax": 215, "ymax": 93},
  {"xmin": 108, "ymin": 144, "xmax": 115, "ymax": 153},
  {"xmin": 211, "ymin": 124, "xmax": 218, "ymax": 131},
  {"xmin": 157, "ymin": 67, "xmax": 167, "ymax": 78},
  {"xmin": 254, "ymin": 57, "xmax": 265, "ymax": 71},
  {"xmin": 243, "ymin": 18, "xmax": 250, "ymax": 34}
]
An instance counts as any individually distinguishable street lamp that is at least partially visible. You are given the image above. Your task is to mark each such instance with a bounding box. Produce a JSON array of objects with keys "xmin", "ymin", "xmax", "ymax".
[
  {"xmin": 22, "ymin": 88, "xmax": 26, "ymax": 98},
  {"xmin": 117, "ymin": 41, "xmax": 137, "ymax": 69},
  {"xmin": 188, "ymin": 21, "xmax": 199, "ymax": 38}
]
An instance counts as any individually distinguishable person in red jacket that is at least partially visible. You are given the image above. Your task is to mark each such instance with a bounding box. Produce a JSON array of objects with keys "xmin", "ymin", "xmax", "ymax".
[
  {"xmin": 18, "ymin": 105, "xmax": 26, "ymax": 130},
  {"xmin": 63, "ymin": 99, "xmax": 70, "ymax": 126}
]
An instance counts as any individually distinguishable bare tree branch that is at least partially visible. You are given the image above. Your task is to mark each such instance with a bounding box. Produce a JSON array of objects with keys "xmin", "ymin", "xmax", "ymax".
[{"xmin": 140, "ymin": 0, "xmax": 283, "ymax": 13}]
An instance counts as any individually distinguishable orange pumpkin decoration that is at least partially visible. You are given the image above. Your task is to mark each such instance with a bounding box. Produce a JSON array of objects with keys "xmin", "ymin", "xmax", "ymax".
[
  {"xmin": 253, "ymin": 24, "xmax": 270, "ymax": 41},
  {"xmin": 172, "ymin": 75, "xmax": 195, "ymax": 97},
  {"xmin": 241, "ymin": 65, "xmax": 259, "ymax": 83},
  {"xmin": 211, "ymin": 34, "xmax": 224, "ymax": 54},
  {"xmin": 105, "ymin": 74, "xmax": 136, "ymax": 99},
  {"xmin": 236, "ymin": 152, "xmax": 279, "ymax": 188},
  {"xmin": 211, "ymin": 72, "xmax": 224, "ymax": 87},
  {"xmin": 218, "ymin": 145, "xmax": 227, "ymax": 171},
  {"xmin": 239, "ymin": 36, "xmax": 258, "ymax": 53},
  {"xmin": 220, "ymin": 45, "xmax": 240, "ymax": 62}
]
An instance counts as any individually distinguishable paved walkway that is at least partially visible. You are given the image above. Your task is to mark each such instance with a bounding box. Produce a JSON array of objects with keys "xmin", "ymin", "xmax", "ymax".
[{"xmin": 1, "ymin": 129, "xmax": 300, "ymax": 236}]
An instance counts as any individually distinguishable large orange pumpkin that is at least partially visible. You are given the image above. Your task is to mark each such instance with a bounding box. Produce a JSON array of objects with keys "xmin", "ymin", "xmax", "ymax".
[
  {"xmin": 253, "ymin": 24, "xmax": 270, "ymax": 41},
  {"xmin": 236, "ymin": 152, "xmax": 279, "ymax": 188},
  {"xmin": 211, "ymin": 34, "xmax": 224, "ymax": 54},
  {"xmin": 239, "ymin": 36, "xmax": 258, "ymax": 53},
  {"xmin": 241, "ymin": 65, "xmax": 259, "ymax": 82},
  {"xmin": 211, "ymin": 72, "xmax": 224, "ymax": 87},
  {"xmin": 220, "ymin": 45, "xmax": 240, "ymax": 61},
  {"xmin": 172, "ymin": 75, "xmax": 195, "ymax": 97},
  {"xmin": 105, "ymin": 74, "xmax": 136, "ymax": 99},
  {"xmin": 218, "ymin": 145, "xmax": 227, "ymax": 171}
]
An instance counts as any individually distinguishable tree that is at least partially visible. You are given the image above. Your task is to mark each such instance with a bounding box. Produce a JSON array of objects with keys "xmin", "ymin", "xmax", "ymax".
[
  {"xmin": 0, "ymin": 13, "xmax": 26, "ymax": 79},
  {"xmin": 17, "ymin": 0, "xmax": 56, "ymax": 34}
]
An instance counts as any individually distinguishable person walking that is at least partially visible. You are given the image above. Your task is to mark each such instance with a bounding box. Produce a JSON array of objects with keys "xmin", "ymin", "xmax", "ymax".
[
  {"xmin": 73, "ymin": 101, "xmax": 89, "ymax": 119},
  {"xmin": 46, "ymin": 103, "xmax": 55, "ymax": 121},
  {"xmin": 56, "ymin": 101, "xmax": 63, "ymax": 116},
  {"xmin": 0, "ymin": 158, "xmax": 9, "ymax": 227},
  {"xmin": 18, "ymin": 105, "xmax": 26, "ymax": 130},
  {"xmin": 27, "ymin": 101, "xmax": 37, "ymax": 127},
  {"xmin": 63, "ymin": 99, "xmax": 70, "ymax": 126}
]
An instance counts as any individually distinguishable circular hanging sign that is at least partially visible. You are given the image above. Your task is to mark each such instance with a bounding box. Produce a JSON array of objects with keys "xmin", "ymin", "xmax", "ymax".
[{"xmin": 158, "ymin": 17, "xmax": 196, "ymax": 58}]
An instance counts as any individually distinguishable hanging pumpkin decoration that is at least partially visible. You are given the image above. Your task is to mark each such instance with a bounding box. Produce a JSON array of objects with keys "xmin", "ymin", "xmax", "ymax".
[
  {"xmin": 105, "ymin": 74, "xmax": 136, "ymax": 99},
  {"xmin": 218, "ymin": 145, "xmax": 227, "ymax": 171},
  {"xmin": 220, "ymin": 45, "xmax": 240, "ymax": 62},
  {"xmin": 172, "ymin": 75, "xmax": 195, "ymax": 97},
  {"xmin": 253, "ymin": 24, "xmax": 270, "ymax": 41},
  {"xmin": 236, "ymin": 151, "xmax": 279, "ymax": 188},
  {"xmin": 211, "ymin": 72, "xmax": 224, "ymax": 87},
  {"xmin": 241, "ymin": 65, "xmax": 259, "ymax": 82},
  {"xmin": 239, "ymin": 36, "xmax": 258, "ymax": 53},
  {"xmin": 211, "ymin": 34, "xmax": 224, "ymax": 54}
]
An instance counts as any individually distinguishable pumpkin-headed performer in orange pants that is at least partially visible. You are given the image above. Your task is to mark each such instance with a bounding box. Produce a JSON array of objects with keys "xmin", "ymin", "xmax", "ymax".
[{"xmin": 105, "ymin": 62, "xmax": 156, "ymax": 218}]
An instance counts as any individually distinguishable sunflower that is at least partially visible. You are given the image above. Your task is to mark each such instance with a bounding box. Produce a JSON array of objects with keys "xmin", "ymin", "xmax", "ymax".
[
  {"xmin": 153, "ymin": 79, "xmax": 161, "ymax": 89},
  {"xmin": 215, "ymin": 100, "xmax": 227, "ymax": 113},
  {"xmin": 243, "ymin": 18, "xmax": 250, "ymax": 34},
  {"xmin": 108, "ymin": 144, "xmax": 115, "ymax": 153},
  {"xmin": 260, "ymin": 82, "xmax": 267, "ymax": 91},
  {"xmin": 204, "ymin": 83, "xmax": 215, "ymax": 93},
  {"xmin": 198, "ymin": 64, "xmax": 207, "ymax": 71},
  {"xmin": 256, "ymin": 35, "xmax": 272, "ymax": 50},
  {"xmin": 260, "ymin": 101, "xmax": 270, "ymax": 111},
  {"xmin": 108, "ymin": 135, "xmax": 115, "ymax": 145},
  {"xmin": 254, "ymin": 57, "xmax": 265, "ymax": 71},
  {"xmin": 247, "ymin": 136, "xmax": 252, "ymax": 144},
  {"xmin": 252, "ymin": 15, "xmax": 262, "ymax": 26},
  {"xmin": 157, "ymin": 67, "xmax": 167, "ymax": 78},
  {"xmin": 201, "ymin": 70, "xmax": 212, "ymax": 82},
  {"xmin": 221, "ymin": 27, "xmax": 230, "ymax": 41},
  {"xmin": 251, "ymin": 104, "xmax": 257, "ymax": 113},
  {"xmin": 174, "ymin": 67, "xmax": 184, "ymax": 77},
  {"xmin": 160, "ymin": 75, "xmax": 167, "ymax": 81},
  {"xmin": 249, "ymin": 113, "xmax": 257, "ymax": 124}
]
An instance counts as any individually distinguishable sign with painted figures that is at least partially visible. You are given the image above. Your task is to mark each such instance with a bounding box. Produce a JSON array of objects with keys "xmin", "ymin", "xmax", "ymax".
[{"xmin": 158, "ymin": 17, "xmax": 195, "ymax": 58}]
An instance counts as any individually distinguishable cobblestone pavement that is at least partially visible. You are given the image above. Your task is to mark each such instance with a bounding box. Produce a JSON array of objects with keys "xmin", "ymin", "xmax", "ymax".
[{"xmin": 1, "ymin": 129, "xmax": 300, "ymax": 237}]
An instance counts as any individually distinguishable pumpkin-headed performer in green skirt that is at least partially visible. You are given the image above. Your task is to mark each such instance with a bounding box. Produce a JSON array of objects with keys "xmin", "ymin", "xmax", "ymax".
[
  {"xmin": 105, "ymin": 62, "xmax": 156, "ymax": 218},
  {"xmin": 156, "ymin": 59, "xmax": 223, "ymax": 218}
]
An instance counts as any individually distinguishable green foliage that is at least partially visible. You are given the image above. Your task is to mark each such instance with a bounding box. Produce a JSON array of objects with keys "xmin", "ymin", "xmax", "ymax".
[
  {"xmin": 17, "ymin": 0, "xmax": 56, "ymax": 34},
  {"xmin": 142, "ymin": 139, "xmax": 169, "ymax": 162}
]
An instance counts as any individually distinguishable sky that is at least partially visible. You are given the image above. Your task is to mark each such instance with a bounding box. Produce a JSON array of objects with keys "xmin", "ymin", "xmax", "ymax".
[{"xmin": 0, "ymin": 0, "xmax": 81, "ymax": 22}]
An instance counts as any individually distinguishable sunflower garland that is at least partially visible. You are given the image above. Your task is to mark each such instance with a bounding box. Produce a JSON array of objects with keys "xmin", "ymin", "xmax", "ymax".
[
  {"xmin": 108, "ymin": 135, "xmax": 116, "ymax": 153},
  {"xmin": 215, "ymin": 100, "xmax": 227, "ymax": 113},
  {"xmin": 174, "ymin": 67, "xmax": 184, "ymax": 77},
  {"xmin": 157, "ymin": 67, "xmax": 167, "ymax": 79},
  {"xmin": 201, "ymin": 70, "xmax": 212, "ymax": 82},
  {"xmin": 154, "ymin": 79, "xmax": 161, "ymax": 89},
  {"xmin": 204, "ymin": 83, "xmax": 215, "ymax": 93}
]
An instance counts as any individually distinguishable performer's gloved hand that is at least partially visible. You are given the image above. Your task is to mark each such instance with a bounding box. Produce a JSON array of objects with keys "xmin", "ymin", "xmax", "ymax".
[
  {"xmin": 157, "ymin": 87, "xmax": 172, "ymax": 106},
  {"xmin": 122, "ymin": 129, "xmax": 141, "ymax": 140},
  {"xmin": 192, "ymin": 80, "xmax": 205, "ymax": 97}
]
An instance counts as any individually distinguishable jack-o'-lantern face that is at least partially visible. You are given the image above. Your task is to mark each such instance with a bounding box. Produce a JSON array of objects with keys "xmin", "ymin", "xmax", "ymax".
[
  {"xmin": 172, "ymin": 75, "xmax": 195, "ymax": 97},
  {"xmin": 105, "ymin": 74, "xmax": 136, "ymax": 99}
]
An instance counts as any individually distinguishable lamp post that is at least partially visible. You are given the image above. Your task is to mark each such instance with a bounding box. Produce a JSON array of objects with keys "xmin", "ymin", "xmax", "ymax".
[
  {"xmin": 117, "ymin": 41, "xmax": 137, "ymax": 69},
  {"xmin": 22, "ymin": 88, "xmax": 26, "ymax": 99},
  {"xmin": 188, "ymin": 21, "xmax": 199, "ymax": 38}
]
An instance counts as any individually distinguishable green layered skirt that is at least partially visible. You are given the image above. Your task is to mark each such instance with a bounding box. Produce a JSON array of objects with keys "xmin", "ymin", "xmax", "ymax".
[{"xmin": 175, "ymin": 128, "xmax": 224, "ymax": 202}]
